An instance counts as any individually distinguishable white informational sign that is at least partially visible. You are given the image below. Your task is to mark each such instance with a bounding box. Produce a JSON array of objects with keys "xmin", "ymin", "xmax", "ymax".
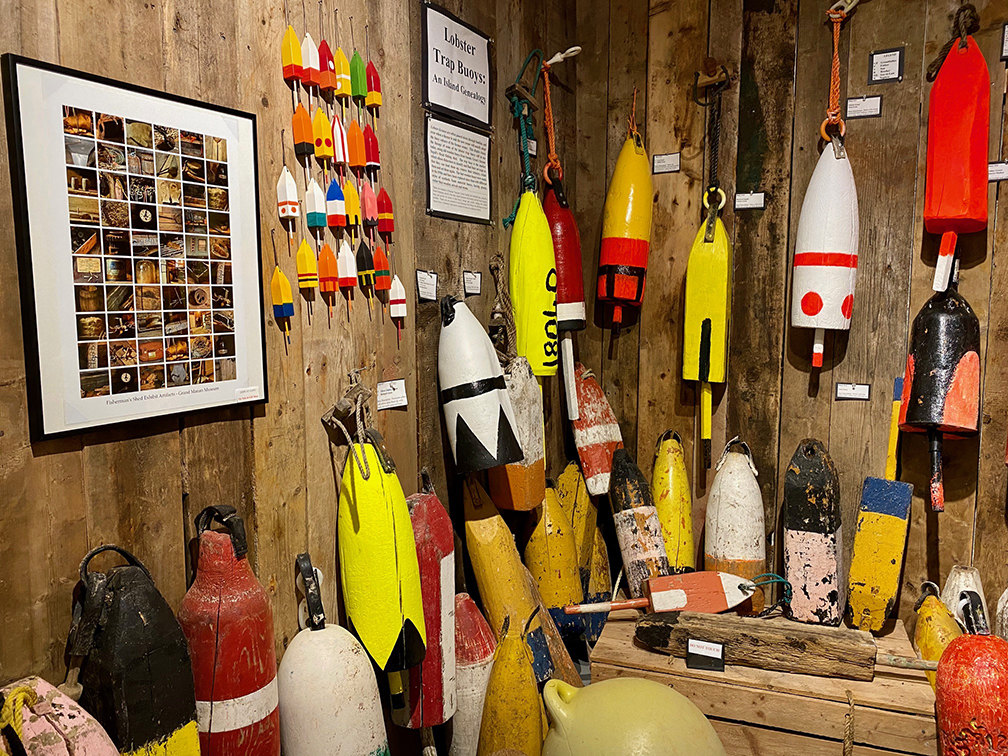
[
  {"xmin": 735, "ymin": 192, "xmax": 765, "ymax": 210},
  {"xmin": 846, "ymin": 95, "xmax": 882, "ymax": 119},
  {"xmin": 528, "ymin": 138, "xmax": 537, "ymax": 158},
  {"xmin": 423, "ymin": 3, "xmax": 491, "ymax": 128},
  {"xmin": 376, "ymin": 379, "xmax": 408, "ymax": 411},
  {"xmin": 836, "ymin": 383, "xmax": 871, "ymax": 401},
  {"xmin": 426, "ymin": 116, "xmax": 491, "ymax": 223},
  {"xmin": 989, "ymin": 162, "xmax": 1008, "ymax": 182},
  {"xmin": 688, "ymin": 639, "xmax": 724, "ymax": 660},
  {"xmin": 416, "ymin": 270, "xmax": 439, "ymax": 301},
  {"xmin": 869, "ymin": 48, "xmax": 903, "ymax": 84},
  {"xmin": 1001, "ymin": 22, "xmax": 1008, "ymax": 61},
  {"xmin": 652, "ymin": 152, "xmax": 681, "ymax": 174},
  {"xmin": 463, "ymin": 270, "xmax": 482, "ymax": 296}
]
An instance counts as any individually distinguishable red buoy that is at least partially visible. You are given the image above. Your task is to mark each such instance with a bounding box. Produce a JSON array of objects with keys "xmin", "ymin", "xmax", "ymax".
[{"xmin": 178, "ymin": 506, "xmax": 280, "ymax": 756}]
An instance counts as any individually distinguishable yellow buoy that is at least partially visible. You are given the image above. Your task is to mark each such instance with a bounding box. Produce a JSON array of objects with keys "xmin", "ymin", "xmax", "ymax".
[
  {"xmin": 914, "ymin": 582, "xmax": 962, "ymax": 691},
  {"xmin": 509, "ymin": 191, "xmax": 558, "ymax": 377},
  {"xmin": 555, "ymin": 461, "xmax": 596, "ymax": 583},
  {"xmin": 464, "ymin": 478, "xmax": 553, "ymax": 682},
  {"xmin": 584, "ymin": 526, "xmax": 612, "ymax": 644},
  {"xmin": 683, "ymin": 202, "xmax": 731, "ymax": 467},
  {"xmin": 652, "ymin": 430, "xmax": 694, "ymax": 573},
  {"xmin": 476, "ymin": 616, "xmax": 547, "ymax": 756},
  {"xmin": 524, "ymin": 484, "xmax": 584, "ymax": 635}
]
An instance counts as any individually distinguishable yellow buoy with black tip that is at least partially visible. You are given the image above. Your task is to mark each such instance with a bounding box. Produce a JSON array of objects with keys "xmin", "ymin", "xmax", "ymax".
[
  {"xmin": 524, "ymin": 482, "xmax": 584, "ymax": 637},
  {"xmin": 914, "ymin": 582, "xmax": 962, "ymax": 691},
  {"xmin": 476, "ymin": 614, "xmax": 547, "ymax": 756},
  {"xmin": 338, "ymin": 428, "xmax": 426, "ymax": 672},
  {"xmin": 683, "ymin": 191, "xmax": 731, "ymax": 469},
  {"xmin": 464, "ymin": 477, "xmax": 554, "ymax": 683},
  {"xmin": 652, "ymin": 430, "xmax": 694, "ymax": 573},
  {"xmin": 509, "ymin": 190, "xmax": 558, "ymax": 377}
]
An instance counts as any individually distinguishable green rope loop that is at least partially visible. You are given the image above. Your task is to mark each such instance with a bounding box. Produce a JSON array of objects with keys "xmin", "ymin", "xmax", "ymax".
[{"xmin": 503, "ymin": 49, "xmax": 544, "ymax": 228}]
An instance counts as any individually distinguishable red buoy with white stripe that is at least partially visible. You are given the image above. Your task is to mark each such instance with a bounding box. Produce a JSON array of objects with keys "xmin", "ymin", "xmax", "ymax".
[
  {"xmin": 448, "ymin": 594, "xmax": 496, "ymax": 756},
  {"xmin": 790, "ymin": 145, "xmax": 859, "ymax": 368},
  {"xmin": 178, "ymin": 505, "xmax": 279, "ymax": 756},
  {"xmin": 393, "ymin": 473, "xmax": 457, "ymax": 730},
  {"xmin": 572, "ymin": 362, "xmax": 624, "ymax": 496}
]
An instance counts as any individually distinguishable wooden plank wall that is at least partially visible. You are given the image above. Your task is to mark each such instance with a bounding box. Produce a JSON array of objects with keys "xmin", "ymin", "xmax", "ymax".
[{"xmin": 612, "ymin": 0, "xmax": 1008, "ymax": 631}]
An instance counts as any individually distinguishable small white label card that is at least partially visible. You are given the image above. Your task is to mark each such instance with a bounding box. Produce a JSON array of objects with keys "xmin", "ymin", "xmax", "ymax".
[
  {"xmin": 989, "ymin": 162, "xmax": 1008, "ymax": 182},
  {"xmin": 836, "ymin": 382, "xmax": 871, "ymax": 401},
  {"xmin": 869, "ymin": 47, "xmax": 904, "ymax": 84},
  {"xmin": 528, "ymin": 138, "xmax": 537, "ymax": 158},
  {"xmin": 846, "ymin": 95, "xmax": 882, "ymax": 119},
  {"xmin": 652, "ymin": 152, "xmax": 681, "ymax": 174},
  {"xmin": 416, "ymin": 270, "xmax": 438, "ymax": 301},
  {"xmin": 1001, "ymin": 22, "xmax": 1008, "ymax": 61},
  {"xmin": 735, "ymin": 192, "xmax": 765, "ymax": 210},
  {"xmin": 235, "ymin": 386, "xmax": 261, "ymax": 401},
  {"xmin": 376, "ymin": 379, "xmax": 408, "ymax": 411},
  {"xmin": 463, "ymin": 270, "xmax": 482, "ymax": 296},
  {"xmin": 686, "ymin": 638, "xmax": 725, "ymax": 672}
]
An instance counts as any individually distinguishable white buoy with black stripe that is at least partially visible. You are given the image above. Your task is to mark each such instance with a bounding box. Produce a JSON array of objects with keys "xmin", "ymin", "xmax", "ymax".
[{"xmin": 438, "ymin": 296, "xmax": 524, "ymax": 474}]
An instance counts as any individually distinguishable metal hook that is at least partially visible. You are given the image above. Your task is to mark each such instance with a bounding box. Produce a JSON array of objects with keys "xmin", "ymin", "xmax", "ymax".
[
  {"xmin": 545, "ymin": 45, "xmax": 581, "ymax": 66},
  {"xmin": 829, "ymin": 0, "xmax": 859, "ymax": 14},
  {"xmin": 692, "ymin": 65, "xmax": 729, "ymax": 106}
]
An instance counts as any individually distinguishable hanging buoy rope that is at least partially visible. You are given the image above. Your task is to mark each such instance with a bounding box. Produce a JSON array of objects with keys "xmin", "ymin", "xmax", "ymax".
[
  {"xmin": 926, "ymin": 3, "xmax": 981, "ymax": 82},
  {"xmin": 503, "ymin": 49, "xmax": 543, "ymax": 228},
  {"xmin": 822, "ymin": 2, "xmax": 849, "ymax": 142}
]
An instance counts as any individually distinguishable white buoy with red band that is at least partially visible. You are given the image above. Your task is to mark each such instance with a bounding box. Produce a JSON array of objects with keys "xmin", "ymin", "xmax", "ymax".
[
  {"xmin": 277, "ymin": 553, "xmax": 389, "ymax": 756},
  {"xmin": 178, "ymin": 505, "xmax": 280, "ymax": 756},
  {"xmin": 448, "ymin": 594, "xmax": 496, "ymax": 756},
  {"xmin": 790, "ymin": 146, "xmax": 859, "ymax": 368}
]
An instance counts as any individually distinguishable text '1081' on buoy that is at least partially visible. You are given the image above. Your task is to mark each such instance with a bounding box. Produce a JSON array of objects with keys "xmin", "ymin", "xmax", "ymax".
[
  {"xmin": 598, "ymin": 89, "xmax": 652, "ymax": 327},
  {"xmin": 509, "ymin": 189, "xmax": 559, "ymax": 376},
  {"xmin": 439, "ymin": 297, "xmax": 523, "ymax": 474},
  {"xmin": 178, "ymin": 505, "xmax": 279, "ymax": 756}
]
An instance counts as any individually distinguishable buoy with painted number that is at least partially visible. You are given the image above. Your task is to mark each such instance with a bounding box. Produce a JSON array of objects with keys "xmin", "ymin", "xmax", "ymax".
[
  {"xmin": 439, "ymin": 297, "xmax": 524, "ymax": 473},
  {"xmin": 790, "ymin": 145, "xmax": 859, "ymax": 368},
  {"xmin": 609, "ymin": 448, "xmax": 672, "ymax": 598},
  {"xmin": 509, "ymin": 190, "xmax": 558, "ymax": 377},
  {"xmin": 524, "ymin": 483, "xmax": 584, "ymax": 636},
  {"xmin": 178, "ymin": 506, "xmax": 279, "ymax": 756},
  {"xmin": 652, "ymin": 431, "xmax": 694, "ymax": 573},
  {"xmin": 449, "ymin": 594, "xmax": 496, "ymax": 756},
  {"xmin": 487, "ymin": 357, "xmax": 546, "ymax": 511},
  {"xmin": 277, "ymin": 553, "xmax": 389, "ymax": 756},
  {"xmin": 572, "ymin": 363, "xmax": 624, "ymax": 496},
  {"xmin": 783, "ymin": 439, "xmax": 843, "ymax": 625}
]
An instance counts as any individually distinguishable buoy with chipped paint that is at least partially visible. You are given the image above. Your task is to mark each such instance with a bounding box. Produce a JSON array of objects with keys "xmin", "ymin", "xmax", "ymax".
[
  {"xmin": 178, "ymin": 506, "xmax": 279, "ymax": 756},
  {"xmin": 705, "ymin": 438, "xmax": 765, "ymax": 612},
  {"xmin": 524, "ymin": 567, "xmax": 583, "ymax": 689},
  {"xmin": 509, "ymin": 190, "xmax": 558, "ymax": 377},
  {"xmin": 783, "ymin": 439, "xmax": 843, "ymax": 625},
  {"xmin": 652, "ymin": 430, "xmax": 694, "ymax": 573},
  {"xmin": 438, "ymin": 297, "xmax": 523, "ymax": 474},
  {"xmin": 609, "ymin": 447, "xmax": 672, "ymax": 598},
  {"xmin": 487, "ymin": 356, "xmax": 546, "ymax": 511},
  {"xmin": 572, "ymin": 363, "xmax": 624, "ymax": 496},
  {"xmin": 790, "ymin": 146, "xmax": 859, "ymax": 368},
  {"xmin": 899, "ymin": 262, "xmax": 980, "ymax": 512},
  {"xmin": 524, "ymin": 483, "xmax": 584, "ymax": 636},
  {"xmin": 564, "ymin": 570, "xmax": 755, "ymax": 617},
  {"xmin": 338, "ymin": 428, "xmax": 426, "ymax": 672},
  {"xmin": 277, "ymin": 553, "xmax": 389, "ymax": 756},
  {"xmin": 449, "ymin": 594, "xmax": 496, "ymax": 756},
  {"xmin": 463, "ymin": 478, "xmax": 553, "ymax": 683},
  {"xmin": 393, "ymin": 473, "xmax": 457, "ymax": 730},
  {"xmin": 996, "ymin": 585, "xmax": 1008, "ymax": 640},
  {"xmin": 583, "ymin": 527, "xmax": 612, "ymax": 643},
  {"xmin": 556, "ymin": 461, "xmax": 597, "ymax": 586},
  {"xmin": 941, "ymin": 565, "xmax": 989, "ymax": 626},
  {"xmin": 476, "ymin": 615, "xmax": 547, "ymax": 756},
  {"xmin": 914, "ymin": 582, "xmax": 963, "ymax": 691}
]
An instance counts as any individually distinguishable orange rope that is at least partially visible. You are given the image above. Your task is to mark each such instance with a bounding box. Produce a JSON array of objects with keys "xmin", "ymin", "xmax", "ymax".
[
  {"xmin": 541, "ymin": 62, "xmax": 563, "ymax": 183},
  {"xmin": 826, "ymin": 9, "xmax": 846, "ymax": 127},
  {"xmin": 628, "ymin": 87, "xmax": 639, "ymax": 135}
]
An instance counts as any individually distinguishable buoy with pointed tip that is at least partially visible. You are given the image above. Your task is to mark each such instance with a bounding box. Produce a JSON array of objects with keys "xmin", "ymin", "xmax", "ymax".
[
  {"xmin": 705, "ymin": 438, "xmax": 765, "ymax": 611},
  {"xmin": 312, "ymin": 108, "xmax": 334, "ymax": 163},
  {"xmin": 296, "ymin": 238, "xmax": 319, "ymax": 291},
  {"xmin": 598, "ymin": 94, "xmax": 652, "ymax": 327},
  {"xmin": 790, "ymin": 145, "xmax": 859, "ymax": 368},
  {"xmin": 390, "ymin": 274, "xmax": 407, "ymax": 322},
  {"xmin": 337, "ymin": 239, "xmax": 356, "ymax": 311},
  {"xmin": 356, "ymin": 238, "xmax": 375, "ymax": 308},
  {"xmin": 783, "ymin": 438, "xmax": 843, "ymax": 625},
  {"xmin": 305, "ymin": 178, "xmax": 326, "ymax": 234},
  {"xmin": 366, "ymin": 61, "xmax": 382, "ymax": 109},
  {"xmin": 509, "ymin": 190, "xmax": 558, "ymax": 377},
  {"xmin": 438, "ymin": 297, "xmax": 523, "ymax": 473},
  {"xmin": 318, "ymin": 243, "xmax": 338, "ymax": 307},
  {"xmin": 343, "ymin": 178, "xmax": 361, "ymax": 229},
  {"xmin": 332, "ymin": 114, "xmax": 349, "ymax": 165},
  {"xmin": 347, "ymin": 120, "xmax": 365, "ymax": 169},
  {"xmin": 487, "ymin": 357, "xmax": 546, "ymax": 511},
  {"xmin": 317, "ymin": 38, "xmax": 335, "ymax": 94},
  {"xmin": 292, "ymin": 104, "xmax": 314, "ymax": 159},
  {"xmin": 449, "ymin": 594, "xmax": 496, "ymax": 756},
  {"xmin": 463, "ymin": 477, "xmax": 553, "ymax": 683},
  {"xmin": 334, "ymin": 44, "xmax": 351, "ymax": 99},
  {"xmin": 277, "ymin": 553, "xmax": 389, "ymax": 756},
  {"xmin": 564, "ymin": 570, "xmax": 756, "ymax": 617},
  {"xmin": 609, "ymin": 448, "xmax": 672, "ymax": 598},
  {"xmin": 373, "ymin": 245, "xmax": 391, "ymax": 293},
  {"xmin": 899, "ymin": 261, "xmax": 980, "ymax": 512},
  {"xmin": 326, "ymin": 179, "xmax": 346, "ymax": 228},
  {"xmin": 350, "ymin": 48, "xmax": 367, "ymax": 100},
  {"xmin": 338, "ymin": 428, "xmax": 426, "ymax": 672},
  {"xmin": 378, "ymin": 187, "xmax": 395, "ymax": 235},
  {"xmin": 652, "ymin": 430, "xmax": 694, "ymax": 573},
  {"xmin": 571, "ymin": 362, "xmax": 624, "ymax": 496},
  {"xmin": 282, "ymin": 25, "xmax": 303, "ymax": 85},
  {"xmin": 179, "ymin": 506, "xmax": 279, "ymax": 756},
  {"xmin": 364, "ymin": 123, "xmax": 380, "ymax": 169},
  {"xmin": 271, "ymin": 265, "xmax": 294, "ymax": 341},
  {"xmin": 276, "ymin": 165, "xmax": 299, "ymax": 243},
  {"xmin": 393, "ymin": 475, "xmax": 456, "ymax": 730},
  {"xmin": 914, "ymin": 582, "xmax": 962, "ymax": 691},
  {"xmin": 361, "ymin": 182, "xmax": 378, "ymax": 227},
  {"xmin": 300, "ymin": 32, "xmax": 320, "ymax": 94},
  {"xmin": 524, "ymin": 483, "xmax": 584, "ymax": 635}
]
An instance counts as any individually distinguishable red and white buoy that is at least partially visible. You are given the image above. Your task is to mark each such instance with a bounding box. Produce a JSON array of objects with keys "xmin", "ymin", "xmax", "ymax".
[{"xmin": 448, "ymin": 594, "xmax": 496, "ymax": 756}]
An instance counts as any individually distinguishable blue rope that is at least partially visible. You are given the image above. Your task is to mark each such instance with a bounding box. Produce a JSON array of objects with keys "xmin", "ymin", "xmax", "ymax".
[
  {"xmin": 750, "ymin": 573, "xmax": 793, "ymax": 617},
  {"xmin": 503, "ymin": 49, "xmax": 544, "ymax": 228}
]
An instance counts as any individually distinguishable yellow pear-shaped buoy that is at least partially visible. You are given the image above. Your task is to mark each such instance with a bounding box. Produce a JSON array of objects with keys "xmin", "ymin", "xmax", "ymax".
[
  {"xmin": 652, "ymin": 430, "xmax": 694, "ymax": 573},
  {"xmin": 914, "ymin": 582, "xmax": 962, "ymax": 691}
]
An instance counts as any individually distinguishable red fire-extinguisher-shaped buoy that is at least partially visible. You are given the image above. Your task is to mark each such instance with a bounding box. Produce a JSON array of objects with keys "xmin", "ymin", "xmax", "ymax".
[
  {"xmin": 178, "ymin": 505, "xmax": 280, "ymax": 756},
  {"xmin": 925, "ymin": 4, "xmax": 990, "ymax": 292},
  {"xmin": 936, "ymin": 591, "xmax": 1008, "ymax": 754},
  {"xmin": 898, "ymin": 261, "xmax": 980, "ymax": 513}
]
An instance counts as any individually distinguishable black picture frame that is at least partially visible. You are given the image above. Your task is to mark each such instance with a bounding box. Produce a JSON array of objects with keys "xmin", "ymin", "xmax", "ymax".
[
  {"xmin": 424, "ymin": 112, "xmax": 493, "ymax": 225},
  {"xmin": 3, "ymin": 54, "xmax": 269, "ymax": 441},
  {"xmin": 867, "ymin": 46, "xmax": 905, "ymax": 85},
  {"xmin": 421, "ymin": 1, "xmax": 494, "ymax": 132}
]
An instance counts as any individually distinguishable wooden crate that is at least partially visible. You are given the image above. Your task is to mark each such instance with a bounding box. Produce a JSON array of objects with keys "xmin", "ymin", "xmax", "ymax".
[{"xmin": 591, "ymin": 616, "xmax": 937, "ymax": 756}]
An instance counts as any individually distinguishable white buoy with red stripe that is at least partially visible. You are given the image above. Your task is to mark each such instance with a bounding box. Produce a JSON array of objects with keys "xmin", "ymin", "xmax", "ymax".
[
  {"xmin": 572, "ymin": 362, "xmax": 624, "ymax": 496},
  {"xmin": 277, "ymin": 553, "xmax": 389, "ymax": 756},
  {"xmin": 393, "ymin": 472, "xmax": 457, "ymax": 731},
  {"xmin": 178, "ymin": 505, "xmax": 280, "ymax": 756},
  {"xmin": 448, "ymin": 594, "xmax": 496, "ymax": 756},
  {"xmin": 790, "ymin": 145, "xmax": 858, "ymax": 368}
]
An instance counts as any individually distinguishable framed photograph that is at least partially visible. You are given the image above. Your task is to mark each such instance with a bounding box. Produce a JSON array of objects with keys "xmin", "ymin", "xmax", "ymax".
[{"xmin": 3, "ymin": 55, "xmax": 267, "ymax": 440}]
